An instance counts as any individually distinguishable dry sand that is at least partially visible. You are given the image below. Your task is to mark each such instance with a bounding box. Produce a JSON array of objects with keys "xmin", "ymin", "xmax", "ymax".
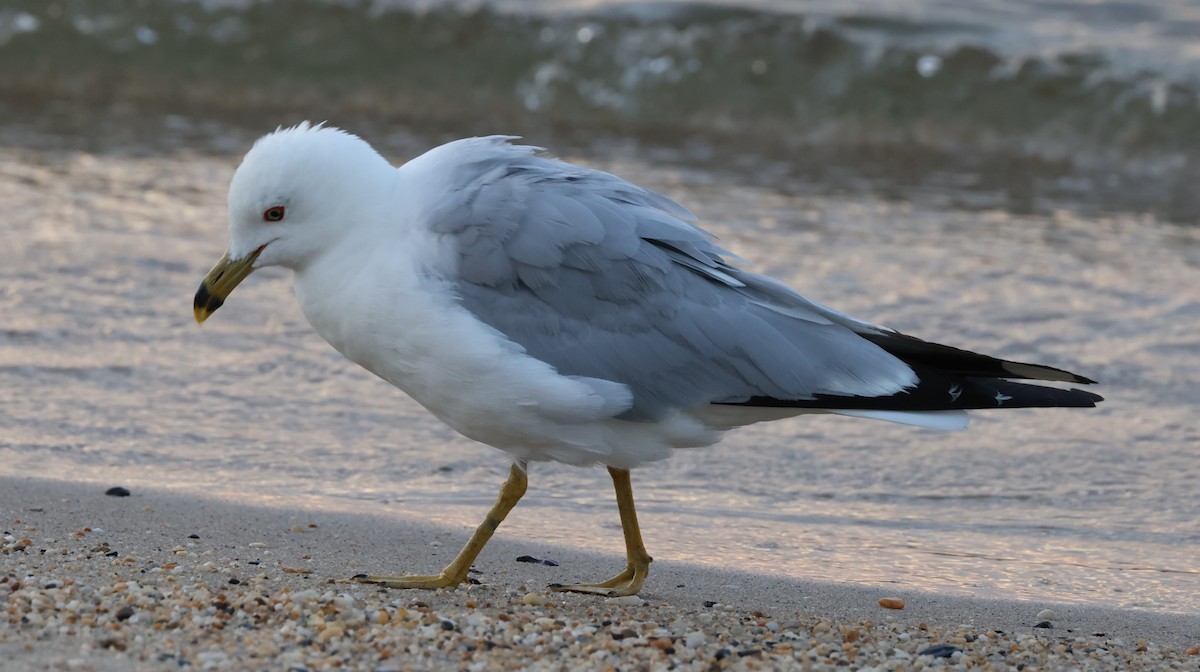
[{"xmin": 2, "ymin": 477, "xmax": 1196, "ymax": 671}]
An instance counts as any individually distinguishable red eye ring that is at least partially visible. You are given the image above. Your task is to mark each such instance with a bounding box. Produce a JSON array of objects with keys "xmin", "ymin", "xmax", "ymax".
[{"xmin": 263, "ymin": 206, "xmax": 286, "ymax": 222}]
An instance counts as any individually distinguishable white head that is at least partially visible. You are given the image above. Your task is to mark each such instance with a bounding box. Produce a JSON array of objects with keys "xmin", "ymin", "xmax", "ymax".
[
  {"xmin": 194, "ymin": 123, "xmax": 393, "ymax": 323},
  {"xmin": 227, "ymin": 122, "xmax": 393, "ymax": 269}
]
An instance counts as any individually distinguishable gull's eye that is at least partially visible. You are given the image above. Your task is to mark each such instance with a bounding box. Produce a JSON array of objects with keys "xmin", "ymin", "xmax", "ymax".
[{"xmin": 263, "ymin": 206, "xmax": 286, "ymax": 222}]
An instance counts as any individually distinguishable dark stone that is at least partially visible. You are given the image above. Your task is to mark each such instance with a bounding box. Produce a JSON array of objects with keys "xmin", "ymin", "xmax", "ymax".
[
  {"xmin": 97, "ymin": 637, "xmax": 126, "ymax": 651},
  {"xmin": 703, "ymin": 601, "xmax": 717, "ymax": 608},
  {"xmin": 1034, "ymin": 621, "xmax": 1054, "ymax": 629},
  {"xmin": 115, "ymin": 605, "xmax": 135, "ymax": 621},
  {"xmin": 919, "ymin": 644, "xmax": 962, "ymax": 658},
  {"xmin": 188, "ymin": 534, "xmax": 200, "ymax": 539},
  {"xmin": 228, "ymin": 578, "xmax": 240, "ymax": 585},
  {"xmin": 105, "ymin": 487, "xmax": 131, "ymax": 497},
  {"xmin": 441, "ymin": 620, "xmax": 456, "ymax": 631}
]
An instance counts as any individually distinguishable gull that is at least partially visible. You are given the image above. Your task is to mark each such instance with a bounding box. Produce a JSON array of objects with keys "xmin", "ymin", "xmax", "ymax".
[{"xmin": 193, "ymin": 124, "xmax": 1102, "ymax": 596}]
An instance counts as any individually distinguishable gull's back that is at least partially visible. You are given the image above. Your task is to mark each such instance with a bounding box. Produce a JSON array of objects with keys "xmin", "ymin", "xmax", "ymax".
[{"xmin": 395, "ymin": 137, "xmax": 1099, "ymax": 443}]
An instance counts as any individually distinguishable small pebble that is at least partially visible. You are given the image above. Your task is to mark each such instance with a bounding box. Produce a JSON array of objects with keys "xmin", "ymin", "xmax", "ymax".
[
  {"xmin": 521, "ymin": 593, "xmax": 547, "ymax": 606},
  {"xmin": 920, "ymin": 644, "xmax": 962, "ymax": 658},
  {"xmin": 514, "ymin": 555, "xmax": 559, "ymax": 566},
  {"xmin": 604, "ymin": 595, "xmax": 645, "ymax": 606},
  {"xmin": 104, "ymin": 487, "xmax": 131, "ymax": 497},
  {"xmin": 879, "ymin": 598, "xmax": 905, "ymax": 610},
  {"xmin": 1034, "ymin": 621, "xmax": 1054, "ymax": 629},
  {"xmin": 1036, "ymin": 609, "xmax": 1057, "ymax": 621}
]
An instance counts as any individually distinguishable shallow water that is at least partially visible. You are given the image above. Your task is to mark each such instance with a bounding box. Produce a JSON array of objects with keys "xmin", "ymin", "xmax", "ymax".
[
  {"xmin": 5, "ymin": 0, "xmax": 1200, "ymax": 218},
  {"xmin": 1, "ymin": 130, "xmax": 1197, "ymax": 615}
]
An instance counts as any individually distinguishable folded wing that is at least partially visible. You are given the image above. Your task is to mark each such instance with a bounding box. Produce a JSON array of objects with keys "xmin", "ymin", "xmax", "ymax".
[{"xmin": 418, "ymin": 137, "xmax": 1100, "ymax": 423}]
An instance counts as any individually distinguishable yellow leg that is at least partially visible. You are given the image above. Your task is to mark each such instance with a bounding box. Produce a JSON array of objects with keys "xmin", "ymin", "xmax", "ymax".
[
  {"xmin": 353, "ymin": 462, "xmax": 528, "ymax": 589},
  {"xmin": 551, "ymin": 466, "xmax": 653, "ymax": 597}
]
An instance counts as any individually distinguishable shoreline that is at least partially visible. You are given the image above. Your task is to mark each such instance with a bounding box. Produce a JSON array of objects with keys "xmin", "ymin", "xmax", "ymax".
[{"xmin": 2, "ymin": 476, "xmax": 1195, "ymax": 669}]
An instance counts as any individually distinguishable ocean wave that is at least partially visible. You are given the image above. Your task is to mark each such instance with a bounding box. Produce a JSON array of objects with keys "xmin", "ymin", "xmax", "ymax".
[{"xmin": 3, "ymin": 0, "xmax": 1199, "ymax": 218}]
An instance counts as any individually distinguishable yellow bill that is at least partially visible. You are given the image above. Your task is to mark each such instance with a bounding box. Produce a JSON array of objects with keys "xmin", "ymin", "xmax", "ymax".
[{"xmin": 193, "ymin": 247, "xmax": 263, "ymax": 324}]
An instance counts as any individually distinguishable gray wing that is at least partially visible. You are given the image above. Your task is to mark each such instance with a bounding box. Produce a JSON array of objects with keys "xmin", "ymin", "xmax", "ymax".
[{"xmin": 425, "ymin": 137, "xmax": 917, "ymax": 420}]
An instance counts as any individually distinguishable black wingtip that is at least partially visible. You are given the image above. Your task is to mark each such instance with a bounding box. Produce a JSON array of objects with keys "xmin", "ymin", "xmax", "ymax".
[
  {"xmin": 722, "ymin": 376, "xmax": 1105, "ymax": 412},
  {"xmin": 863, "ymin": 331, "xmax": 1099, "ymax": 385}
]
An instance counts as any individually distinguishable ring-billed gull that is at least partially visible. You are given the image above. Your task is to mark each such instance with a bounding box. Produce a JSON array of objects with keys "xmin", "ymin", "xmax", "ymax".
[{"xmin": 194, "ymin": 123, "xmax": 1102, "ymax": 596}]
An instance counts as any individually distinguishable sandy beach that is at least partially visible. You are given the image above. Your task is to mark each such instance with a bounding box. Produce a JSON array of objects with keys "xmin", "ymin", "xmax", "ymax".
[{"xmin": 2, "ymin": 476, "xmax": 1197, "ymax": 671}]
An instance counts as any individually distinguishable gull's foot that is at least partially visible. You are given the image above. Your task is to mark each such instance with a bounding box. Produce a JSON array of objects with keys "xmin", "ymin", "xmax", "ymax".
[
  {"xmin": 351, "ymin": 573, "xmax": 471, "ymax": 589},
  {"xmin": 549, "ymin": 561, "xmax": 649, "ymax": 597}
]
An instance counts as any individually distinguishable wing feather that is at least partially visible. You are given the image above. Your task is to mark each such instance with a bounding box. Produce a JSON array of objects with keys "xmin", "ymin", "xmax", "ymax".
[{"xmin": 423, "ymin": 138, "xmax": 919, "ymax": 420}]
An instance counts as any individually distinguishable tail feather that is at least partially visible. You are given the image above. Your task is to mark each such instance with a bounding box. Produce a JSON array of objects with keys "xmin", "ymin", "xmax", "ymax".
[{"xmin": 713, "ymin": 333, "xmax": 1102, "ymax": 413}]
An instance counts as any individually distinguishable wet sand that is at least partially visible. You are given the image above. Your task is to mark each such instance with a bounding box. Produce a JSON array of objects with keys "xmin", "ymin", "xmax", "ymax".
[{"xmin": 1, "ymin": 136, "xmax": 1199, "ymax": 668}]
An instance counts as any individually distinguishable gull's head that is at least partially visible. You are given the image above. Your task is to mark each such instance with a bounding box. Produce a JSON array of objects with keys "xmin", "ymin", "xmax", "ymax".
[{"xmin": 194, "ymin": 122, "xmax": 392, "ymax": 324}]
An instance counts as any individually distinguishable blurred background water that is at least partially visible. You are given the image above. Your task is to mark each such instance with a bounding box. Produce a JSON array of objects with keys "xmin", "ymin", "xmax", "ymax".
[
  {"xmin": 5, "ymin": 0, "xmax": 1200, "ymax": 219},
  {"xmin": 1, "ymin": 0, "xmax": 1198, "ymax": 617}
]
